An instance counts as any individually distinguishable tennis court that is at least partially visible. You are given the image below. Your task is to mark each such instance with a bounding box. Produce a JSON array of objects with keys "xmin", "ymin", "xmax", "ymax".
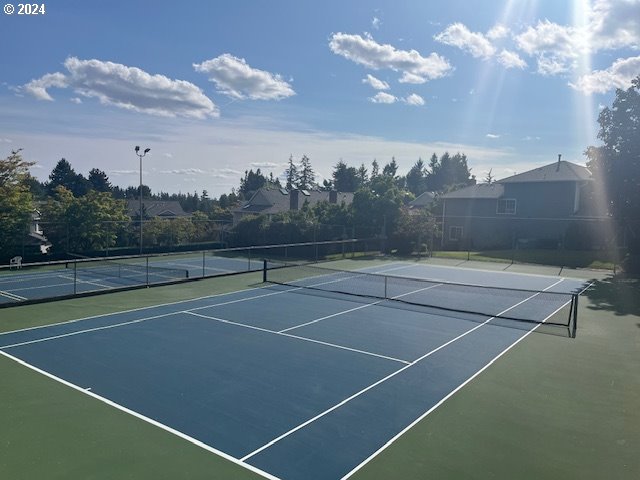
[
  {"xmin": 0, "ymin": 262, "xmax": 588, "ymax": 480},
  {"xmin": 0, "ymin": 254, "xmax": 263, "ymax": 304}
]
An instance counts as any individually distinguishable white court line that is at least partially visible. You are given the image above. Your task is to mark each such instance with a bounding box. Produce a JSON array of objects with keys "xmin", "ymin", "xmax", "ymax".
[
  {"xmin": 278, "ymin": 281, "xmax": 444, "ymax": 334},
  {"xmin": 186, "ymin": 311, "xmax": 409, "ymax": 365},
  {"xmin": 0, "ymin": 290, "xmax": 27, "ymax": 301},
  {"xmin": 341, "ymin": 285, "xmax": 573, "ymax": 480},
  {"xmin": 0, "ymin": 311, "xmax": 182, "ymax": 350},
  {"xmin": 0, "ymin": 349, "xmax": 279, "ymax": 480},
  {"xmin": 0, "ymin": 271, "xmax": 375, "ymax": 348},
  {"xmin": 240, "ymin": 277, "xmax": 565, "ymax": 462},
  {"xmin": 392, "ymin": 260, "xmax": 590, "ymax": 282}
]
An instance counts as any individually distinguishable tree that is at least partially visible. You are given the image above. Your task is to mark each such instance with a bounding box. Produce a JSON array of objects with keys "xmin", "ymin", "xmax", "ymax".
[
  {"xmin": 239, "ymin": 168, "xmax": 267, "ymax": 197},
  {"xmin": 0, "ymin": 149, "xmax": 35, "ymax": 255},
  {"xmin": 41, "ymin": 186, "xmax": 130, "ymax": 253},
  {"xmin": 47, "ymin": 158, "xmax": 89, "ymax": 196},
  {"xmin": 382, "ymin": 157, "xmax": 399, "ymax": 177},
  {"xmin": 332, "ymin": 160, "xmax": 359, "ymax": 192},
  {"xmin": 356, "ymin": 163, "xmax": 369, "ymax": 187},
  {"xmin": 298, "ymin": 154, "xmax": 315, "ymax": 190},
  {"xmin": 285, "ymin": 154, "xmax": 298, "ymax": 190},
  {"xmin": 88, "ymin": 168, "xmax": 112, "ymax": 192},
  {"xmin": 425, "ymin": 152, "xmax": 475, "ymax": 192},
  {"xmin": 405, "ymin": 158, "xmax": 427, "ymax": 195},
  {"xmin": 371, "ymin": 159, "xmax": 380, "ymax": 179},
  {"xmin": 484, "ymin": 168, "xmax": 495, "ymax": 185},
  {"xmin": 586, "ymin": 75, "xmax": 640, "ymax": 259}
]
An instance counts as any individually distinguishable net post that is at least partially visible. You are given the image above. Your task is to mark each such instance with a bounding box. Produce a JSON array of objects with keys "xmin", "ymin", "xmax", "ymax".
[
  {"xmin": 572, "ymin": 293, "xmax": 578, "ymax": 338},
  {"xmin": 202, "ymin": 251, "xmax": 206, "ymax": 278},
  {"xmin": 384, "ymin": 275, "xmax": 388, "ymax": 299},
  {"xmin": 262, "ymin": 259, "xmax": 268, "ymax": 283},
  {"xmin": 73, "ymin": 260, "xmax": 77, "ymax": 295},
  {"xmin": 146, "ymin": 256, "xmax": 149, "ymax": 286}
]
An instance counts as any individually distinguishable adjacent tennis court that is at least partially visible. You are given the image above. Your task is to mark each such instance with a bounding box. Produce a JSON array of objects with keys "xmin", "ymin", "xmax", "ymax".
[
  {"xmin": 0, "ymin": 254, "xmax": 263, "ymax": 304},
  {"xmin": 0, "ymin": 261, "xmax": 589, "ymax": 480}
]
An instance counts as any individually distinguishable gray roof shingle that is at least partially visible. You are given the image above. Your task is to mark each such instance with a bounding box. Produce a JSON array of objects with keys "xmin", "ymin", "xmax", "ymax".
[
  {"xmin": 498, "ymin": 160, "xmax": 591, "ymax": 183},
  {"xmin": 441, "ymin": 183, "xmax": 504, "ymax": 199}
]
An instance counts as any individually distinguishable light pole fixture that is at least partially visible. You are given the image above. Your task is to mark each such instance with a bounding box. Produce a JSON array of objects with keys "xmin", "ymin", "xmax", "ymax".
[{"xmin": 135, "ymin": 146, "xmax": 151, "ymax": 255}]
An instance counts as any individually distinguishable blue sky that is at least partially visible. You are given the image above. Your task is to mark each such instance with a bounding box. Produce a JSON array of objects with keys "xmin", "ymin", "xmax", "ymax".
[{"xmin": 1, "ymin": 0, "xmax": 639, "ymax": 197}]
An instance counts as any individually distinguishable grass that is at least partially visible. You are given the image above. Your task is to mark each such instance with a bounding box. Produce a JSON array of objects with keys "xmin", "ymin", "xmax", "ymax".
[
  {"xmin": 431, "ymin": 248, "xmax": 618, "ymax": 270},
  {"xmin": 0, "ymin": 265, "xmax": 638, "ymax": 479}
]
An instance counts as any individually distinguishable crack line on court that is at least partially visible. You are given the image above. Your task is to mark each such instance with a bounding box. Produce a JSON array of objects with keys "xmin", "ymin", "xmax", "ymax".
[{"xmin": 240, "ymin": 277, "xmax": 566, "ymax": 462}]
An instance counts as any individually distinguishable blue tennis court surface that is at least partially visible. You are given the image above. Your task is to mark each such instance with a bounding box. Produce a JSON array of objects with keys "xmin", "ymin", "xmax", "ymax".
[
  {"xmin": 0, "ymin": 262, "xmax": 588, "ymax": 480},
  {"xmin": 0, "ymin": 255, "xmax": 262, "ymax": 304}
]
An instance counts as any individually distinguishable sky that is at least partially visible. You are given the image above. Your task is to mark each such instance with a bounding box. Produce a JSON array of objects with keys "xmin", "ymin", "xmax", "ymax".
[{"xmin": 1, "ymin": 0, "xmax": 640, "ymax": 197}]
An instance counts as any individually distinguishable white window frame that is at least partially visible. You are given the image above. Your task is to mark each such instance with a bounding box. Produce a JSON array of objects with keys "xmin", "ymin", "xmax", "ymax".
[
  {"xmin": 497, "ymin": 198, "xmax": 517, "ymax": 215},
  {"xmin": 449, "ymin": 225, "xmax": 463, "ymax": 241}
]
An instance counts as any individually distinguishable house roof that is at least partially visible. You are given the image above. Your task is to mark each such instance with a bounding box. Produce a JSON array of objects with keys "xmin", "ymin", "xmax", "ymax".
[
  {"xmin": 235, "ymin": 188, "xmax": 354, "ymax": 215},
  {"xmin": 441, "ymin": 183, "xmax": 504, "ymax": 199},
  {"xmin": 127, "ymin": 200, "xmax": 190, "ymax": 217},
  {"xmin": 408, "ymin": 191, "xmax": 436, "ymax": 207},
  {"xmin": 498, "ymin": 160, "xmax": 591, "ymax": 183}
]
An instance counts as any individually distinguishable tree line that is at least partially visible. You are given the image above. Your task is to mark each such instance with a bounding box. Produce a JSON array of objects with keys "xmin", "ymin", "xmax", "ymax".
[{"xmin": 2, "ymin": 75, "xmax": 639, "ymax": 267}]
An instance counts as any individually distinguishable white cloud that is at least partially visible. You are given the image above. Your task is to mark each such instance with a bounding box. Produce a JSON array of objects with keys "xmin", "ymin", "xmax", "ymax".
[
  {"xmin": 70, "ymin": 97, "xmax": 82, "ymax": 104},
  {"xmin": 22, "ymin": 72, "xmax": 68, "ymax": 101},
  {"xmin": 434, "ymin": 23, "xmax": 495, "ymax": 58},
  {"xmin": 109, "ymin": 170, "xmax": 139, "ymax": 175},
  {"xmin": 537, "ymin": 54, "xmax": 571, "ymax": 76},
  {"xmin": 487, "ymin": 24, "xmax": 510, "ymax": 40},
  {"xmin": 569, "ymin": 55, "xmax": 640, "ymax": 94},
  {"xmin": 250, "ymin": 161, "xmax": 279, "ymax": 168},
  {"xmin": 21, "ymin": 57, "xmax": 218, "ymax": 119},
  {"xmin": 0, "ymin": 137, "xmax": 12, "ymax": 143},
  {"xmin": 163, "ymin": 152, "xmax": 173, "ymax": 158},
  {"xmin": 486, "ymin": 133, "xmax": 500, "ymax": 139},
  {"xmin": 403, "ymin": 93, "xmax": 425, "ymax": 106},
  {"xmin": 589, "ymin": 0, "xmax": 640, "ymax": 50},
  {"xmin": 362, "ymin": 74, "xmax": 390, "ymax": 90},
  {"xmin": 522, "ymin": 136, "xmax": 541, "ymax": 141},
  {"xmin": 329, "ymin": 32, "xmax": 452, "ymax": 84},
  {"xmin": 369, "ymin": 92, "xmax": 397, "ymax": 104},
  {"xmin": 497, "ymin": 49, "xmax": 527, "ymax": 69},
  {"xmin": 372, "ymin": 16, "xmax": 381, "ymax": 30},
  {"xmin": 194, "ymin": 54, "xmax": 295, "ymax": 100},
  {"xmin": 160, "ymin": 168, "xmax": 206, "ymax": 175},
  {"xmin": 513, "ymin": 2, "xmax": 640, "ymax": 77}
]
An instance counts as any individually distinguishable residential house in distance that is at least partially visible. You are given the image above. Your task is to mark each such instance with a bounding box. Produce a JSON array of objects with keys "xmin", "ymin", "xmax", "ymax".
[
  {"xmin": 126, "ymin": 200, "xmax": 191, "ymax": 219},
  {"xmin": 233, "ymin": 188, "xmax": 354, "ymax": 225},
  {"xmin": 408, "ymin": 191, "xmax": 436, "ymax": 212},
  {"xmin": 440, "ymin": 156, "xmax": 611, "ymax": 250}
]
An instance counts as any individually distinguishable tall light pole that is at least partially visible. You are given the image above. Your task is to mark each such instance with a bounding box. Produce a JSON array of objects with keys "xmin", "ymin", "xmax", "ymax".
[{"xmin": 135, "ymin": 146, "xmax": 150, "ymax": 255}]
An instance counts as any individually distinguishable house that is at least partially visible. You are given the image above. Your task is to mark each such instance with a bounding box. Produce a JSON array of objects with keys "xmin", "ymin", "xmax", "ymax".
[
  {"xmin": 126, "ymin": 200, "xmax": 190, "ymax": 219},
  {"xmin": 233, "ymin": 188, "xmax": 354, "ymax": 225},
  {"xmin": 408, "ymin": 191, "xmax": 436, "ymax": 211},
  {"xmin": 440, "ymin": 157, "xmax": 612, "ymax": 249}
]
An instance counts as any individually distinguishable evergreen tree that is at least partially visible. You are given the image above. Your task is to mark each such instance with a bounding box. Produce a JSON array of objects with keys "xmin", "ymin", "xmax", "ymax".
[
  {"xmin": 88, "ymin": 168, "xmax": 112, "ymax": 192},
  {"xmin": 285, "ymin": 154, "xmax": 298, "ymax": 190},
  {"xmin": 298, "ymin": 154, "xmax": 315, "ymax": 189}
]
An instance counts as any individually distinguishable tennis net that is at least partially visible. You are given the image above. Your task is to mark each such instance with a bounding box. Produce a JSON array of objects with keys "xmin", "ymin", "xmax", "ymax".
[{"xmin": 264, "ymin": 263, "xmax": 578, "ymax": 334}]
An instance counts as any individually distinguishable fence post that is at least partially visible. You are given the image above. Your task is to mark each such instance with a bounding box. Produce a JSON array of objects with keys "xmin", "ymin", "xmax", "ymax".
[
  {"xmin": 146, "ymin": 256, "xmax": 149, "ymax": 286},
  {"xmin": 202, "ymin": 251, "xmax": 206, "ymax": 278},
  {"xmin": 73, "ymin": 261, "xmax": 77, "ymax": 295}
]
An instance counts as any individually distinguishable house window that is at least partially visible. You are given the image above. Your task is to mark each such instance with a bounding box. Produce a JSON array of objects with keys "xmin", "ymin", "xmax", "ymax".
[
  {"xmin": 497, "ymin": 198, "xmax": 517, "ymax": 215},
  {"xmin": 449, "ymin": 226, "xmax": 463, "ymax": 241}
]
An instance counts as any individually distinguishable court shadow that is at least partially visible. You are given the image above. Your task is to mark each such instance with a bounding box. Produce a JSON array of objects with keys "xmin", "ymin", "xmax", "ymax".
[{"xmin": 582, "ymin": 277, "xmax": 640, "ymax": 316}]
